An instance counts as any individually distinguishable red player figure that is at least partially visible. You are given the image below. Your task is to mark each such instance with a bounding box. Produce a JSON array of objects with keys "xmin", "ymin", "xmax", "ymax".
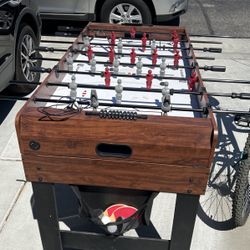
[
  {"xmin": 104, "ymin": 67, "xmax": 111, "ymax": 87},
  {"xmin": 174, "ymin": 50, "xmax": 181, "ymax": 68},
  {"xmin": 152, "ymin": 48, "xmax": 158, "ymax": 66},
  {"xmin": 130, "ymin": 48, "xmax": 137, "ymax": 64},
  {"xmin": 172, "ymin": 30, "xmax": 179, "ymax": 41},
  {"xmin": 110, "ymin": 31, "xmax": 116, "ymax": 46},
  {"xmin": 188, "ymin": 71, "xmax": 198, "ymax": 91},
  {"xmin": 141, "ymin": 32, "xmax": 147, "ymax": 52},
  {"xmin": 146, "ymin": 70, "xmax": 154, "ymax": 89},
  {"xmin": 130, "ymin": 27, "xmax": 136, "ymax": 39},
  {"xmin": 87, "ymin": 45, "xmax": 93, "ymax": 62},
  {"xmin": 173, "ymin": 37, "xmax": 179, "ymax": 53},
  {"xmin": 109, "ymin": 47, "xmax": 115, "ymax": 64}
]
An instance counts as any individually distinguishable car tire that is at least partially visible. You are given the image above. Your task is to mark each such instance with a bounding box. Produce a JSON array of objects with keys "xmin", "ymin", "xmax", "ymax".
[
  {"xmin": 7, "ymin": 24, "xmax": 40, "ymax": 96},
  {"xmin": 164, "ymin": 16, "xmax": 180, "ymax": 26},
  {"xmin": 100, "ymin": 0, "xmax": 152, "ymax": 25}
]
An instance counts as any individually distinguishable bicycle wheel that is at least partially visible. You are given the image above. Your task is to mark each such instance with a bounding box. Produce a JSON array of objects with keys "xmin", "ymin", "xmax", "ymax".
[
  {"xmin": 198, "ymin": 134, "xmax": 240, "ymax": 230},
  {"xmin": 232, "ymin": 134, "xmax": 250, "ymax": 227}
]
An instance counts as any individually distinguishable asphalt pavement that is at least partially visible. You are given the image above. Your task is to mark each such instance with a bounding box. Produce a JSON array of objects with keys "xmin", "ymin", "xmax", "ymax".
[{"xmin": 181, "ymin": 0, "xmax": 250, "ymax": 37}]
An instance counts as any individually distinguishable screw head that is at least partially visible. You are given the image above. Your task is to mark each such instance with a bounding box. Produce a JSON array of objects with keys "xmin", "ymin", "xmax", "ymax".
[{"xmin": 29, "ymin": 140, "xmax": 40, "ymax": 151}]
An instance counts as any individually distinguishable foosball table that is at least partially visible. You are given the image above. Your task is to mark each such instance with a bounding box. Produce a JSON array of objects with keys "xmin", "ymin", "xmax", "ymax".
[{"xmin": 15, "ymin": 22, "xmax": 221, "ymax": 250}]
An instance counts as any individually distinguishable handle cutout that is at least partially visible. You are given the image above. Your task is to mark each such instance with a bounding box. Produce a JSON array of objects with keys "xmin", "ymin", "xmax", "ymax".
[{"xmin": 96, "ymin": 143, "xmax": 132, "ymax": 158}]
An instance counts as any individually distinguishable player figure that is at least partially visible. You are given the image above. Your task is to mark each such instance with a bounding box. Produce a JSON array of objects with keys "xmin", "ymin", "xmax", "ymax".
[
  {"xmin": 117, "ymin": 38, "xmax": 123, "ymax": 54},
  {"xmin": 188, "ymin": 71, "xmax": 197, "ymax": 91},
  {"xmin": 90, "ymin": 54, "xmax": 96, "ymax": 73},
  {"xmin": 146, "ymin": 69, "xmax": 154, "ymax": 89},
  {"xmin": 130, "ymin": 48, "xmax": 137, "ymax": 64},
  {"xmin": 151, "ymin": 39, "xmax": 156, "ymax": 54},
  {"xmin": 87, "ymin": 45, "xmax": 93, "ymax": 62},
  {"xmin": 173, "ymin": 37, "xmax": 179, "ymax": 53},
  {"xmin": 69, "ymin": 74, "xmax": 77, "ymax": 101},
  {"xmin": 141, "ymin": 32, "xmax": 147, "ymax": 52},
  {"xmin": 113, "ymin": 55, "xmax": 120, "ymax": 74},
  {"xmin": 66, "ymin": 52, "xmax": 74, "ymax": 72},
  {"xmin": 110, "ymin": 31, "xmax": 116, "ymax": 46},
  {"xmin": 104, "ymin": 67, "xmax": 111, "ymax": 87},
  {"xmin": 160, "ymin": 57, "xmax": 167, "ymax": 78},
  {"xmin": 136, "ymin": 56, "xmax": 143, "ymax": 75},
  {"xmin": 109, "ymin": 46, "xmax": 115, "ymax": 64},
  {"xmin": 130, "ymin": 27, "xmax": 136, "ymax": 39},
  {"xmin": 161, "ymin": 81, "xmax": 171, "ymax": 114},
  {"xmin": 152, "ymin": 48, "xmax": 158, "ymax": 66},
  {"xmin": 115, "ymin": 79, "xmax": 123, "ymax": 104},
  {"xmin": 83, "ymin": 35, "xmax": 90, "ymax": 48},
  {"xmin": 90, "ymin": 89, "xmax": 99, "ymax": 110},
  {"xmin": 174, "ymin": 50, "xmax": 181, "ymax": 69}
]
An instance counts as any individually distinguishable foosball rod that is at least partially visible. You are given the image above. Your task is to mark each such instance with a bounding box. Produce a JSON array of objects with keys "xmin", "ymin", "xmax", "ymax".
[
  {"xmin": 9, "ymin": 80, "xmax": 250, "ymax": 100},
  {"xmin": 40, "ymin": 40, "xmax": 222, "ymax": 53},
  {"xmin": 37, "ymin": 46, "xmax": 215, "ymax": 61},
  {"xmin": 0, "ymin": 95, "xmax": 249, "ymax": 115},
  {"xmin": 31, "ymin": 67, "xmax": 249, "ymax": 84},
  {"xmin": 33, "ymin": 56, "xmax": 226, "ymax": 72}
]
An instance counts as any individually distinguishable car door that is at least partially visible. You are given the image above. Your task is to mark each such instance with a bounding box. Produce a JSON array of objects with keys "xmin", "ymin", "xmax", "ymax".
[{"xmin": 37, "ymin": 0, "xmax": 89, "ymax": 14}]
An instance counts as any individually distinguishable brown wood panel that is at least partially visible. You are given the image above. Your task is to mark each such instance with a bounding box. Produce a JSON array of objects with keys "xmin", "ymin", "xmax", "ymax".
[
  {"xmin": 17, "ymin": 112, "xmax": 213, "ymax": 166},
  {"xmin": 22, "ymin": 155, "xmax": 210, "ymax": 195}
]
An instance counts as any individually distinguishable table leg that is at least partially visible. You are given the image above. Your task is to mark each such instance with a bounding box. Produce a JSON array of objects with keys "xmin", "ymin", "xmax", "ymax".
[
  {"xmin": 32, "ymin": 182, "xmax": 63, "ymax": 250},
  {"xmin": 169, "ymin": 194, "xmax": 200, "ymax": 250}
]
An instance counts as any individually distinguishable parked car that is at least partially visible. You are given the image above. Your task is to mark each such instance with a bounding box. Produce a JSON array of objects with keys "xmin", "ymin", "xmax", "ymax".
[
  {"xmin": 37, "ymin": 0, "xmax": 188, "ymax": 26},
  {"xmin": 0, "ymin": 0, "xmax": 41, "ymax": 95}
]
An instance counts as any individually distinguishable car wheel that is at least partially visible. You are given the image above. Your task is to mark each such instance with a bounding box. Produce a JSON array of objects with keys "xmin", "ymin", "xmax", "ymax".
[
  {"xmin": 100, "ymin": 0, "xmax": 152, "ymax": 25},
  {"xmin": 164, "ymin": 16, "xmax": 180, "ymax": 26},
  {"xmin": 8, "ymin": 24, "xmax": 40, "ymax": 95}
]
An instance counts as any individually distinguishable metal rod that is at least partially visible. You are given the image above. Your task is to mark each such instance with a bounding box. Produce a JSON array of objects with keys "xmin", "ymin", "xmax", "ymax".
[
  {"xmin": 29, "ymin": 67, "xmax": 192, "ymax": 81},
  {"xmin": 0, "ymin": 95, "xmax": 249, "ymax": 115},
  {"xmin": 36, "ymin": 46, "xmax": 215, "ymax": 60},
  {"xmin": 203, "ymin": 78, "xmax": 250, "ymax": 84},
  {"xmin": 32, "ymin": 56, "xmax": 225, "ymax": 72},
  {"xmin": 9, "ymin": 80, "xmax": 250, "ymax": 100},
  {"xmin": 40, "ymin": 39, "xmax": 222, "ymax": 53}
]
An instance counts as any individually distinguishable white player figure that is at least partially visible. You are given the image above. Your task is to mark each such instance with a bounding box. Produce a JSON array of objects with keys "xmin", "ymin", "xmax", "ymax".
[
  {"xmin": 161, "ymin": 81, "xmax": 171, "ymax": 114},
  {"xmin": 90, "ymin": 54, "xmax": 96, "ymax": 73},
  {"xmin": 115, "ymin": 79, "xmax": 123, "ymax": 104},
  {"xmin": 160, "ymin": 57, "xmax": 167, "ymax": 77},
  {"xmin": 66, "ymin": 52, "xmax": 74, "ymax": 73},
  {"xmin": 136, "ymin": 56, "xmax": 143, "ymax": 75},
  {"xmin": 113, "ymin": 55, "xmax": 120, "ymax": 74},
  {"xmin": 151, "ymin": 39, "xmax": 157, "ymax": 54},
  {"xmin": 117, "ymin": 38, "xmax": 123, "ymax": 54},
  {"xmin": 69, "ymin": 74, "xmax": 77, "ymax": 101},
  {"xmin": 83, "ymin": 36, "xmax": 90, "ymax": 49}
]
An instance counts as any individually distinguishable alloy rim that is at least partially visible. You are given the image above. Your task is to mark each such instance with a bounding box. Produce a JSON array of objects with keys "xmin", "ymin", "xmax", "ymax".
[
  {"xmin": 109, "ymin": 4, "xmax": 143, "ymax": 24},
  {"xmin": 20, "ymin": 34, "xmax": 37, "ymax": 82}
]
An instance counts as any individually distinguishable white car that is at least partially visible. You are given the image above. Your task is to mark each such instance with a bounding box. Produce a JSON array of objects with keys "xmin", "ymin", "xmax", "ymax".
[{"xmin": 37, "ymin": 0, "xmax": 188, "ymax": 26}]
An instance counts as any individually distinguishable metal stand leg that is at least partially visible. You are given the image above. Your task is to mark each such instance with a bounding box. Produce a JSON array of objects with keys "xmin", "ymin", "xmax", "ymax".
[
  {"xmin": 169, "ymin": 194, "xmax": 200, "ymax": 250},
  {"xmin": 32, "ymin": 182, "xmax": 63, "ymax": 250}
]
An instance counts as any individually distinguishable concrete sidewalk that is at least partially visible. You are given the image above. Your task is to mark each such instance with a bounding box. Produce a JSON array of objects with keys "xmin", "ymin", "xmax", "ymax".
[{"xmin": 0, "ymin": 36, "xmax": 250, "ymax": 250}]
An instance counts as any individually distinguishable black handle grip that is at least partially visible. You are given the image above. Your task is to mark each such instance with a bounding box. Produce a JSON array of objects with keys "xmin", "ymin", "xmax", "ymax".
[
  {"xmin": 239, "ymin": 93, "xmax": 250, "ymax": 100},
  {"xmin": 208, "ymin": 47, "xmax": 222, "ymax": 53},
  {"xmin": 30, "ymin": 67, "xmax": 51, "ymax": 73},
  {"xmin": 203, "ymin": 47, "xmax": 222, "ymax": 53},
  {"xmin": 231, "ymin": 93, "xmax": 250, "ymax": 99},
  {"xmin": 203, "ymin": 65, "xmax": 226, "ymax": 72},
  {"xmin": 37, "ymin": 46, "xmax": 54, "ymax": 52}
]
